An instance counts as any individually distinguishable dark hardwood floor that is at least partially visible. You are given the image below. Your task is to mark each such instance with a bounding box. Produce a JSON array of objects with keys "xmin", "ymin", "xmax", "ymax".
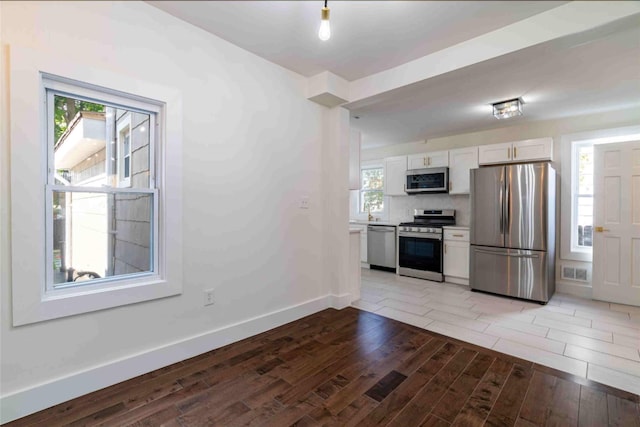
[{"xmin": 5, "ymin": 308, "xmax": 639, "ymax": 427}]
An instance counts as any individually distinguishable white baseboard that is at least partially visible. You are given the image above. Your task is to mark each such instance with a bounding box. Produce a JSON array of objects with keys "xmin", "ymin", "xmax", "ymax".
[
  {"xmin": 445, "ymin": 277, "xmax": 469, "ymax": 286},
  {"xmin": 329, "ymin": 293, "xmax": 353, "ymax": 309},
  {"xmin": 556, "ymin": 280, "xmax": 592, "ymax": 299},
  {"xmin": 0, "ymin": 295, "xmax": 333, "ymax": 424}
]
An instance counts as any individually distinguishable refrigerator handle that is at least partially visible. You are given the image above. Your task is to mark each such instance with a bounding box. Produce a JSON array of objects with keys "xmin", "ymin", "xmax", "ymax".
[
  {"xmin": 503, "ymin": 171, "xmax": 509, "ymax": 236},
  {"xmin": 499, "ymin": 172, "xmax": 504, "ymax": 235}
]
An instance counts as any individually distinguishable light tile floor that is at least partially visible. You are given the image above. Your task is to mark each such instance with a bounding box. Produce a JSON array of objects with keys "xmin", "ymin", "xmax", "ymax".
[{"xmin": 352, "ymin": 268, "xmax": 640, "ymax": 395}]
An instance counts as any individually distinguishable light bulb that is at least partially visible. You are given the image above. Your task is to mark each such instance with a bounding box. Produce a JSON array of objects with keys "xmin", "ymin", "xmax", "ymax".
[{"xmin": 318, "ymin": 6, "xmax": 330, "ymax": 41}]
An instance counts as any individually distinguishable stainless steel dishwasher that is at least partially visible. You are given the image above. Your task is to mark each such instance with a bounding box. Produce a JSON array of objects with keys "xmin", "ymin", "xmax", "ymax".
[{"xmin": 367, "ymin": 225, "xmax": 397, "ymax": 272}]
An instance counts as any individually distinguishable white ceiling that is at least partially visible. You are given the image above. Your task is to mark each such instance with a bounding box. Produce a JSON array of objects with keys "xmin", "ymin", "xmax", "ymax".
[
  {"xmin": 148, "ymin": 1, "xmax": 640, "ymax": 149},
  {"xmin": 147, "ymin": 1, "xmax": 566, "ymax": 81},
  {"xmin": 347, "ymin": 16, "xmax": 640, "ymax": 147}
]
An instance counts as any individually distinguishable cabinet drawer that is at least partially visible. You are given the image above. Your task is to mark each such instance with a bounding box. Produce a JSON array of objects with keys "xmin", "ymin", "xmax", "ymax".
[{"xmin": 444, "ymin": 229, "xmax": 469, "ymax": 241}]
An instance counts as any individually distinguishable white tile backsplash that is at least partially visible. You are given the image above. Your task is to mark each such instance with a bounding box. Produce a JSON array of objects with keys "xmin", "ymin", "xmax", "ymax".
[{"xmin": 388, "ymin": 194, "xmax": 470, "ymax": 225}]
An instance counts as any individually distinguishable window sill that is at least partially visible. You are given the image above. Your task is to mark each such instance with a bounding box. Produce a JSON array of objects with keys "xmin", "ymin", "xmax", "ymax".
[
  {"xmin": 14, "ymin": 277, "xmax": 181, "ymax": 327},
  {"xmin": 560, "ymin": 249, "xmax": 593, "ymax": 263}
]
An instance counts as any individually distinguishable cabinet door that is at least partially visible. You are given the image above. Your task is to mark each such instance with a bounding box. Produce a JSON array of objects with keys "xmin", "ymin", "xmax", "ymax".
[
  {"xmin": 384, "ymin": 156, "xmax": 407, "ymax": 195},
  {"xmin": 512, "ymin": 137, "xmax": 553, "ymax": 162},
  {"xmin": 478, "ymin": 142, "xmax": 512, "ymax": 165},
  {"xmin": 443, "ymin": 241, "xmax": 469, "ymax": 279},
  {"xmin": 448, "ymin": 147, "xmax": 478, "ymax": 194},
  {"xmin": 426, "ymin": 150, "xmax": 449, "ymax": 167},
  {"xmin": 407, "ymin": 153, "xmax": 426, "ymax": 170},
  {"xmin": 349, "ymin": 130, "xmax": 361, "ymax": 190}
]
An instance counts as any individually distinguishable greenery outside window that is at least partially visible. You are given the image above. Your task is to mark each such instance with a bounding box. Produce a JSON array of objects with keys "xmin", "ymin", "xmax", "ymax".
[{"xmin": 359, "ymin": 166, "xmax": 384, "ymax": 214}]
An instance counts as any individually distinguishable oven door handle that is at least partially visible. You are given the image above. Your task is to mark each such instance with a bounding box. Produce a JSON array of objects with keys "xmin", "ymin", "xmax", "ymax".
[{"xmin": 398, "ymin": 232, "xmax": 442, "ymax": 240}]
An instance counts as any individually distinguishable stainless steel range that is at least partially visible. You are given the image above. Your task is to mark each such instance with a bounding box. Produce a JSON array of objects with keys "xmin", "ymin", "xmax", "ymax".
[{"xmin": 398, "ymin": 209, "xmax": 456, "ymax": 282}]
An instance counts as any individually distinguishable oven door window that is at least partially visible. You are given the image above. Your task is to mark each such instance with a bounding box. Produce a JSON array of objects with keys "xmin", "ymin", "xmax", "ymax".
[{"xmin": 398, "ymin": 236, "xmax": 442, "ymax": 272}]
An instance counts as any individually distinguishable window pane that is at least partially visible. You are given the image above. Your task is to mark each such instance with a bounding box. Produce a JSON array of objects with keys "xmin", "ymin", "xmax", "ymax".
[
  {"xmin": 360, "ymin": 190, "xmax": 384, "ymax": 213},
  {"xmin": 576, "ymin": 195, "xmax": 593, "ymax": 248},
  {"xmin": 52, "ymin": 95, "xmax": 151, "ymax": 188},
  {"xmin": 577, "ymin": 145, "xmax": 594, "ymax": 196},
  {"xmin": 361, "ymin": 168, "xmax": 383, "ymax": 190},
  {"xmin": 52, "ymin": 190, "xmax": 153, "ymax": 287}
]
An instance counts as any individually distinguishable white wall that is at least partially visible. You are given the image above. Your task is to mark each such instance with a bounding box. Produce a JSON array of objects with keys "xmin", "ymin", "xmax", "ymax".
[
  {"xmin": 361, "ymin": 107, "xmax": 640, "ymax": 295},
  {"xmin": 0, "ymin": 0, "xmax": 337, "ymax": 411}
]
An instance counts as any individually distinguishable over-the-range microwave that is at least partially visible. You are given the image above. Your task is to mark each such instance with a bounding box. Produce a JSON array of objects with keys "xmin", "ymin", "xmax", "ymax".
[{"xmin": 405, "ymin": 167, "xmax": 449, "ymax": 194}]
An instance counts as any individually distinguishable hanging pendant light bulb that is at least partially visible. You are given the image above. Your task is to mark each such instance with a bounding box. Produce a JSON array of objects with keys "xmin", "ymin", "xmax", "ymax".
[{"xmin": 318, "ymin": 0, "xmax": 331, "ymax": 41}]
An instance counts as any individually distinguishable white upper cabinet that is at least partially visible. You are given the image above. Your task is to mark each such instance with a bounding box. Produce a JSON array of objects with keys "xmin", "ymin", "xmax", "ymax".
[
  {"xmin": 448, "ymin": 147, "xmax": 478, "ymax": 195},
  {"xmin": 384, "ymin": 155, "xmax": 407, "ymax": 196},
  {"xmin": 407, "ymin": 150, "xmax": 449, "ymax": 169},
  {"xmin": 478, "ymin": 141, "xmax": 513, "ymax": 165},
  {"xmin": 349, "ymin": 130, "xmax": 361, "ymax": 190},
  {"xmin": 478, "ymin": 138, "xmax": 553, "ymax": 165},
  {"xmin": 512, "ymin": 137, "xmax": 553, "ymax": 162}
]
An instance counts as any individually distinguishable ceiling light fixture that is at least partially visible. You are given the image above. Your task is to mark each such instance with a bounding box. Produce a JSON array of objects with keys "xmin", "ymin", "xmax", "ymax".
[
  {"xmin": 492, "ymin": 98, "xmax": 523, "ymax": 119},
  {"xmin": 318, "ymin": 0, "xmax": 331, "ymax": 41}
]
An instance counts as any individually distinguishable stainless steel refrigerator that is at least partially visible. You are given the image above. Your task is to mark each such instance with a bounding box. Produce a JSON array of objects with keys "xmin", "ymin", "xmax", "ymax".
[{"xmin": 470, "ymin": 163, "xmax": 556, "ymax": 303}]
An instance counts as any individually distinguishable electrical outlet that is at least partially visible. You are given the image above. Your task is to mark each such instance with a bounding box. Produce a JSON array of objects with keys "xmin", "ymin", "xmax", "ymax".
[
  {"xmin": 204, "ymin": 289, "xmax": 215, "ymax": 306},
  {"xmin": 300, "ymin": 196, "xmax": 310, "ymax": 209}
]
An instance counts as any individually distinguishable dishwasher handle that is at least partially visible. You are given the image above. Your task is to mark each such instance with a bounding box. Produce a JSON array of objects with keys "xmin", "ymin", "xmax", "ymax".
[{"xmin": 367, "ymin": 226, "xmax": 396, "ymax": 233}]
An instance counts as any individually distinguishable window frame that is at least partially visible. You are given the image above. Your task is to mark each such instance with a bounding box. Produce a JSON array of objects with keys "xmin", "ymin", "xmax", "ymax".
[
  {"xmin": 358, "ymin": 163, "xmax": 385, "ymax": 215},
  {"xmin": 569, "ymin": 140, "xmax": 594, "ymax": 256},
  {"xmin": 9, "ymin": 47, "xmax": 183, "ymax": 326},
  {"xmin": 44, "ymin": 78, "xmax": 160, "ymax": 294},
  {"xmin": 560, "ymin": 125, "xmax": 640, "ymax": 262}
]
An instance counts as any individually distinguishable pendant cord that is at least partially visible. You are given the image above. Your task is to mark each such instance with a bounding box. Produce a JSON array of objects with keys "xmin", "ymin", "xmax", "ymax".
[{"xmin": 324, "ymin": 0, "xmax": 328, "ymax": 8}]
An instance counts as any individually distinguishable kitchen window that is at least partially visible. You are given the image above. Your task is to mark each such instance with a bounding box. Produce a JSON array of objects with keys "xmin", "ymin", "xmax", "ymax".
[
  {"xmin": 9, "ymin": 47, "xmax": 183, "ymax": 326},
  {"xmin": 359, "ymin": 165, "xmax": 384, "ymax": 214},
  {"xmin": 573, "ymin": 142, "xmax": 594, "ymax": 251}
]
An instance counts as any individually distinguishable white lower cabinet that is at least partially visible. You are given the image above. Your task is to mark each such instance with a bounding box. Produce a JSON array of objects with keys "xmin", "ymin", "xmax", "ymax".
[
  {"xmin": 360, "ymin": 230, "xmax": 367, "ymax": 263},
  {"xmin": 350, "ymin": 224, "xmax": 368, "ymax": 263},
  {"xmin": 443, "ymin": 228, "xmax": 469, "ymax": 285}
]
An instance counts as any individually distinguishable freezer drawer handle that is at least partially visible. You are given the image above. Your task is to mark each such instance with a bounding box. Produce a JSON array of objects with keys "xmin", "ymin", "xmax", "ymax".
[{"xmin": 474, "ymin": 249, "xmax": 539, "ymax": 259}]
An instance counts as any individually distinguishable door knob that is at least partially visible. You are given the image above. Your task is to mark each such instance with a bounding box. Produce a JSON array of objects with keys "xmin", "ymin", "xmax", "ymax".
[{"xmin": 595, "ymin": 226, "xmax": 610, "ymax": 232}]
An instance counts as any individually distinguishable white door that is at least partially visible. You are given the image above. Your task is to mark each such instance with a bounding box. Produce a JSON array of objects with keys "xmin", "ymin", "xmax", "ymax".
[{"xmin": 592, "ymin": 141, "xmax": 640, "ymax": 306}]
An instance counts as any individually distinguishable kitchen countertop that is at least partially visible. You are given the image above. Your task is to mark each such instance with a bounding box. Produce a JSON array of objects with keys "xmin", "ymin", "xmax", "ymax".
[
  {"xmin": 349, "ymin": 227, "xmax": 362, "ymax": 233},
  {"xmin": 349, "ymin": 220, "xmax": 399, "ymax": 226}
]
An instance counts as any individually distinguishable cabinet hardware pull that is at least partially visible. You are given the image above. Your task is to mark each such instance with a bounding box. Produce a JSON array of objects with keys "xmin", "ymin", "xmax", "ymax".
[
  {"xmin": 453, "ymin": 234, "xmax": 463, "ymax": 237},
  {"xmin": 449, "ymin": 181, "xmax": 452, "ymax": 191},
  {"xmin": 594, "ymin": 226, "xmax": 610, "ymax": 232},
  {"xmin": 514, "ymin": 147, "xmax": 517, "ymax": 158},
  {"xmin": 508, "ymin": 147, "xmax": 511, "ymax": 159},
  {"xmin": 444, "ymin": 244, "xmax": 447, "ymax": 254},
  {"xmin": 423, "ymin": 158, "xmax": 426, "ymax": 166}
]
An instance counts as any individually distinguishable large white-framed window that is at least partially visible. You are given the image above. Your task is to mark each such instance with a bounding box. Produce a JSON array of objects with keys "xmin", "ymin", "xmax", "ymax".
[
  {"xmin": 9, "ymin": 47, "xmax": 183, "ymax": 326},
  {"xmin": 560, "ymin": 125, "xmax": 640, "ymax": 262},
  {"xmin": 45, "ymin": 78, "xmax": 159, "ymax": 294}
]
